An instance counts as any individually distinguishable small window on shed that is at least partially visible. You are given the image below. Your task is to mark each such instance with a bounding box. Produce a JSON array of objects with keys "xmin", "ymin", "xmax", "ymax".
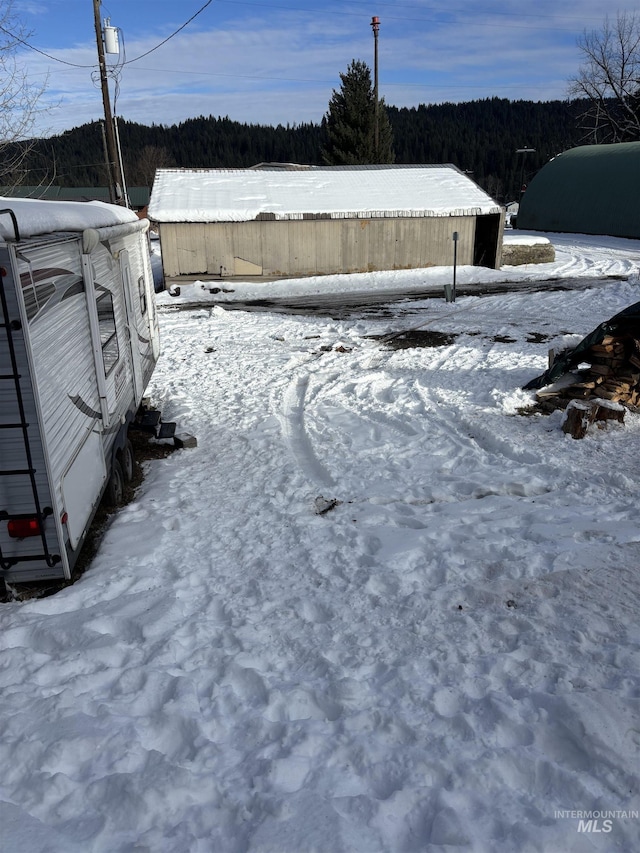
[{"xmin": 96, "ymin": 290, "xmax": 119, "ymax": 374}]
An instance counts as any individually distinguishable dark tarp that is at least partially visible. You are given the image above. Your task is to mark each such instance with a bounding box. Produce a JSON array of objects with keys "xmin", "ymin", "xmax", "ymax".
[{"xmin": 523, "ymin": 301, "xmax": 640, "ymax": 390}]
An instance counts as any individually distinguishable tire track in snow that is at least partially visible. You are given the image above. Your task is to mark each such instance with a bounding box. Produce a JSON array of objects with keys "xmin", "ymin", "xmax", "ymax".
[
  {"xmin": 280, "ymin": 374, "xmax": 335, "ymax": 487},
  {"xmin": 417, "ymin": 382, "xmax": 540, "ymax": 469}
]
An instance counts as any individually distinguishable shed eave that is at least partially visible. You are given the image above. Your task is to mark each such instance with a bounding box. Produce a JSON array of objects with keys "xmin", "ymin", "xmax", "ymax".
[{"xmin": 150, "ymin": 206, "xmax": 502, "ymax": 224}]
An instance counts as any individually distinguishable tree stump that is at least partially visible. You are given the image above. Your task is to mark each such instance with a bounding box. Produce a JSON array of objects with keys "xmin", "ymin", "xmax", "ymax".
[
  {"xmin": 592, "ymin": 398, "xmax": 625, "ymax": 424},
  {"xmin": 562, "ymin": 400, "xmax": 595, "ymax": 439},
  {"xmin": 561, "ymin": 398, "xmax": 625, "ymax": 439}
]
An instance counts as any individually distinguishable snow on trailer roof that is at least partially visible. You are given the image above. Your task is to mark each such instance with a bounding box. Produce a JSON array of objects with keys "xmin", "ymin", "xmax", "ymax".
[
  {"xmin": 0, "ymin": 196, "xmax": 139, "ymax": 240},
  {"xmin": 148, "ymin": 165, "xmax": 502, "ymax": 224}
]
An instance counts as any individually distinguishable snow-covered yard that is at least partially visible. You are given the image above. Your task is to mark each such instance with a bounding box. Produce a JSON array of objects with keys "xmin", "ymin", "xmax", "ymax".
[{"xmin": 1, "ymin": 233, "xmax": 640, "ymax": 852}]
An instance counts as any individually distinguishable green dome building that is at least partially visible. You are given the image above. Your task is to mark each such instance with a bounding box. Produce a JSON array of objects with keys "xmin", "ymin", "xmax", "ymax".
[{"xmin": 517, "ymin": 142, "xmax": 640, "ymax": 238}]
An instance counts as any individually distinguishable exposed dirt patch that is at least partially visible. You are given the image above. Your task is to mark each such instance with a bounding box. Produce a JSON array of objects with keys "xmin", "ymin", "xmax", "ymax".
[
  {"xmin": 371, "ymin": 330, "xmax": 458, "ymax": 349},
  {"xmin": 516, "ymin": 399, "xmax": 566, "ymax": 416},
  {"xmin": 491, "ymin": 335, "xmax": 517, "ymax": 344}
]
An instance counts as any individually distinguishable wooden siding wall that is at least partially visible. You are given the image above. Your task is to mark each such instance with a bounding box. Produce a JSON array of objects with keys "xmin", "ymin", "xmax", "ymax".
[{"xmin": 159, "ymin": 215, "xmax": 498, "ymax": 279}]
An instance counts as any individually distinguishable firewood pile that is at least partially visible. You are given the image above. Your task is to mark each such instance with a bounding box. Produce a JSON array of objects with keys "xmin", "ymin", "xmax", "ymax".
[
  {"xmin": 523, "ymin": 302, "xmax": 640, "ymax": 438},
  {"xmin": 537, "ymin": 333, "xmax": 640, "ymax": 408}
]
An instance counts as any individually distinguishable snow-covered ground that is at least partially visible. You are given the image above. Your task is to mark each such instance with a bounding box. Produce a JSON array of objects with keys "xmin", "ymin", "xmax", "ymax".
[
  {"xmin": 156, "ymin": 232, "xmax": 638, "ymax": 309},
  {"xmin": 2, "ymin": 232, "xmax": 640, "ymax": 852}
]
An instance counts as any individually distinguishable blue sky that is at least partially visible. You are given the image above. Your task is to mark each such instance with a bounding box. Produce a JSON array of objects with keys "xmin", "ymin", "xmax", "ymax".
[{"xmin": 16, "ymin": 0, "xmax": 636, "ymax": 136}]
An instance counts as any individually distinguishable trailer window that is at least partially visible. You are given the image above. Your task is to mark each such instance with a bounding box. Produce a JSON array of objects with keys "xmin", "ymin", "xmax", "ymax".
[
  {"xmin": 138, "ymin": 275, "xmax": 147, "ymax": 315},
  {"xmin": 96, "ymin": 291, "xmax": 119, "ymax": 373},
  {"xmin": 19, "ymin": 268, "xmax": 80, "ymax": 322}
]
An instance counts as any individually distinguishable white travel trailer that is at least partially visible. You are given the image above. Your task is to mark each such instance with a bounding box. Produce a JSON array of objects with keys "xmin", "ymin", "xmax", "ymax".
[{"xmin": 0, "ymin": 198, "xmax": 160, "ymax": 585}]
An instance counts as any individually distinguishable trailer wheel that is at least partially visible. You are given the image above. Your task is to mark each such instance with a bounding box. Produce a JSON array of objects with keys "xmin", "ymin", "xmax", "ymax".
[
  {"xmin": 122, "ymin": 439, "xmax": 135, "ymax": 482},
  {"xmin": 105, "ymin": 460, "xmax": 125, "ymax": 506}
]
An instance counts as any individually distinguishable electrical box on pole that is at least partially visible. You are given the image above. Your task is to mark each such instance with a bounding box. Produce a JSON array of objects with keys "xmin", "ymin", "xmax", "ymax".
[{"xmin": 103, "ymin": 18, "xmax": 119, "ymax": 54}]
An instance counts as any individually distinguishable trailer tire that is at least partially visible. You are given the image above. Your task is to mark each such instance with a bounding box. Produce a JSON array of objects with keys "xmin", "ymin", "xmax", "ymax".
[
  {"xmin": 122, "ymin": 439, "xmax": 135, "ymax": 482},
  {"xmin": 105, "ymin": 460, "xmax": 125, "ymax": 507}
]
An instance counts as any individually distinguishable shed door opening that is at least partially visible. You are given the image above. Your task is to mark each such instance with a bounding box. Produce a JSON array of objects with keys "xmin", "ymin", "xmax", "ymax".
[{"xmin": 473, "ymin": 213, "xmax": 501, "ymax": 268}]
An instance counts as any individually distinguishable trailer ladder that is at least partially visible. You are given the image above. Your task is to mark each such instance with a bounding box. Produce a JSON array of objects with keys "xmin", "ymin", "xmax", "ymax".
[{"xmin": 0, "ymin": 270, "xmax": 61, "ymax": 571}]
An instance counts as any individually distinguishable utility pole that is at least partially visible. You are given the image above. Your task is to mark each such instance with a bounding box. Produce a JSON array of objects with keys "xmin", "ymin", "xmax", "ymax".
[
  {"xmin": 515, "ymin": 147, "xmax": 535, "ymax": 203},
  {"xmin": 93, "ymin": 0, "xmax": 125, "ymax": 205},
  {"xmin": 371, "ymin": 16, "xmax": 380, "ymax": 161}
]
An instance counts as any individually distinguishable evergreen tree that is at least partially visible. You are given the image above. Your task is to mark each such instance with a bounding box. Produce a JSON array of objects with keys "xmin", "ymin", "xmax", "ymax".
[
  {"xmin": 321, "ymin": 60, "xmax": 394, "ymax": 165},
  {"xmin": 14, "ymin": 97, "xmax": 587, "ymax": 202}
]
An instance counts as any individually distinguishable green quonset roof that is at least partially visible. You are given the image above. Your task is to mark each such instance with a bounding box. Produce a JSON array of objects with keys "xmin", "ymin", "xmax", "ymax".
[
  {"xmin": 0, "ymin": 185, "xmax": 150, "ymax": 208},
  {"xmin": 518, "ymin": 142, "xmax": 640, "ymax": 238}
]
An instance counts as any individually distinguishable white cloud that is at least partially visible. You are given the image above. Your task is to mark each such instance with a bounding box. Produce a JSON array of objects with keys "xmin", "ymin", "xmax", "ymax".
[{"xmin": 18, "ymin": 0, "xmax": 640, "ymax": 135}]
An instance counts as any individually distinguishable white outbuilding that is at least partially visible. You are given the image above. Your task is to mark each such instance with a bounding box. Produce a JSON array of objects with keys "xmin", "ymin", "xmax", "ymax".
[{"xmin": 148, "ymin": 164, "xmax": 505, "ymax": 283}]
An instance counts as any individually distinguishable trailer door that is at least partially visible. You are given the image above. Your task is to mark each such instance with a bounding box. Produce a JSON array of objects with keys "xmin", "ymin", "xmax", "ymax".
[
  {"xmin": 83, "ymin": 258, "xmax": 116, "ymax": 428},
  {"xmin": 118, "ymin": 248, "xmax": 145, "ymax": 404}
]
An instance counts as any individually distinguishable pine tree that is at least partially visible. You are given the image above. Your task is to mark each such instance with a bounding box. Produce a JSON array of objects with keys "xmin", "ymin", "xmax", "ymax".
[{"xmin": 321, "ymin": 59, "xmax": 394, "ymax": 165}]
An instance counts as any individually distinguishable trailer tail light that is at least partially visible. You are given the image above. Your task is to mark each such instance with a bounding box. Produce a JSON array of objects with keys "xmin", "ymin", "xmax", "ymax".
[{"xmin": 7, "ymin": 517, "xmax": 41, "ymax": 538}]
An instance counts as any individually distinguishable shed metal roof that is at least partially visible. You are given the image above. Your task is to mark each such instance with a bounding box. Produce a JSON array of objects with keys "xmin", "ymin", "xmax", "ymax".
[
  {"xmin": 517, "ymin": 142, "xmax": 640, "ymax": 238},
  {"xmin": 148, "ymin": 165, "xmax": 502, "ymax": 223}
]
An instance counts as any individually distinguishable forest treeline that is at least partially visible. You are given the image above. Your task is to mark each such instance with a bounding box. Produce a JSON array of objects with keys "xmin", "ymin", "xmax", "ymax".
[{"xmin": 21, "ymin": 97, "xmax": 587, "ymax": 203}]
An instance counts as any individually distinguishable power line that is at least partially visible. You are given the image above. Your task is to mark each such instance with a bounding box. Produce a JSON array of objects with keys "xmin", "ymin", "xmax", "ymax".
[
  {"xmin": 7, "ymin": 0, "xmax": 603, "ymax": 72},
  {"xmin": 0, "ymin": 0, "xmax": 215, "ymax": 70},
  {"xmin": 124, "ymin": 0, "xmax": 215, "ymax": 64},
  {"xmin": 0, "ymin": 24, "xmax": 94, "ymax": 67}
]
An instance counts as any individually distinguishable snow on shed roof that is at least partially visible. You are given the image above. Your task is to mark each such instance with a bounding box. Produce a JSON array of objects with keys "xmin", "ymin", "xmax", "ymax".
[
  {"xmin": 148, "ymin": 165, "xmax": 502, "ymax": 223},
  {"xmin": 0, "ymin": 196, "xmax": 139, "ymax": 240}
]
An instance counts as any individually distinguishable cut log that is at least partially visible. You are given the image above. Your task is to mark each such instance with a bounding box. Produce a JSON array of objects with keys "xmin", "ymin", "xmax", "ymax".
[
  {"xmin": 561, "ymin": 398, "xmax": 625, "ymax": 438},
  {"xmin": 562, "ymin": 401, "xmax": 596, "ymax": 439},
  {"xmin": 616, "ymin": 370, "xmax": 640, "ymax": 383},
  {"xmin": 572, "ymin": 380, "xmax": 598, "ymax": 390},
  {"xmin": 590, "ymin": 342, "xmax": 624, "ymax": 355},
  {"xmin": 594, "ymin": 388, "xmax": 624, "ymax": 401},
  {"xmin": 588, "ymin": 363, "xmax": 613, "ymax": 376},
  {"xmin": 600, "ymin": 380, "xmax": 631, "ymax": 392},
  {"xmin": 592, "ymin": 399, "xmax": 626, "ymax": 423}
]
